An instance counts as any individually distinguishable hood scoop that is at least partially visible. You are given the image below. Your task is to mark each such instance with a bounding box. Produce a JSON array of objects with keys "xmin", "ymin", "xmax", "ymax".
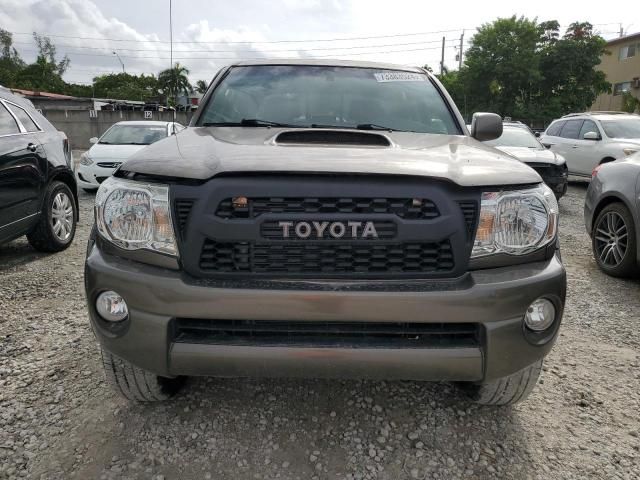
[{"xmin": 275, "ymin": 129, "xmax": 391, "ymax": 147}]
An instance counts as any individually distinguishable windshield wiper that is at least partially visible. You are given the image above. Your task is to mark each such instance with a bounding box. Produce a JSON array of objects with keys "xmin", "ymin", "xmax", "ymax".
[
  {"xmin": 203, "ymin": 118, "xmax": 298, "ymax": 128},
  {"xmin": 356, "ymin": 123, "xmax": 399, "ymax": 131}
]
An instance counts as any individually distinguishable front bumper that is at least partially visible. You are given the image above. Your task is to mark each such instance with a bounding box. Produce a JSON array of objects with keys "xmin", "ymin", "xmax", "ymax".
[
  {"xmin": 76, "ymin": 165, "xmax": 116, "ymax": 189},
  {"xmin": 528, "ymin": 163, "xmax": 568, "ymax": 199},
  {"xmin": 85, "ymin": 245, "xmax": 566, "ymax": 383}
]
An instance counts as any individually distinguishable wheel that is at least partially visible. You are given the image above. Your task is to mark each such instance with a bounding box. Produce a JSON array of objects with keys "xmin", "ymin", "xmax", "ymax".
[
  {"xmin": 27, "ymin": 181, "xmax": 77, "ymax": 252},
  {"xmin": 592, "ymin": 202, "xmax": 638, "ymax": 278},
  {"xmin": 101, "ymin": 347, "xmax": 184, "ymax": 402},
  {"xmin": 462, "ymin": 359, "xmax": 543, "ymax": 406}
]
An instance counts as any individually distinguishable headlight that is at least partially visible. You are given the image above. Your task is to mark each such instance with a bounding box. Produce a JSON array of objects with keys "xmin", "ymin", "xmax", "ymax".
[
  {"xmin": 622, "ymin": 148, "xmax": 638, "ymax": 157},
  {"xmin": 80, "ymin": 152, "xmax": 94, "ymax": 166},
  {"xmin": 95, "ymin": 177, "xmax": 178, "ymax": 256},
  {"xmin": 471, "ymin": 184, "xmax": 558, "ymax": 257}
]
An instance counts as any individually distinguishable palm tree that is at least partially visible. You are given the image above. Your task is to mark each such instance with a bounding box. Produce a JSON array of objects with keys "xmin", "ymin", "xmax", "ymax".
[
  {"xmin": 195, "ymin": 79, "xmax": 208, "ymax": 94},
  {"xmin": 158, "ymin": 62, "xmax": 192, "ymax": 105}
]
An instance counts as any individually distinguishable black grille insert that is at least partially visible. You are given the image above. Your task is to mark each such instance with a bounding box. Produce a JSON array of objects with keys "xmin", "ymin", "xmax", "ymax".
[
  {"xmin": 174, "ymin": 200, "xmax": 194, "ymax": 238},
  {"xmin": 200, "ymin": 240, "xmax": 454, "ymax": 275},
  {"xmin": 458, "ymin": 201, "xmax": 478, "ymax": 239},
  {"xmin": 216, "ymin": 197, "xmax": 440, "ymax": 220},
  {"xmin": 174, "ymin": 319, "xmax": 480, "ymax": 348}
]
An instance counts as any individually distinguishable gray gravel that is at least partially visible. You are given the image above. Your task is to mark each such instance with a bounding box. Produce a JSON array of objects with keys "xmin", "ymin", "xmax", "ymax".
[{"xmin": 1, "ymin": 180, "xmax": 639, "ymax": 480}]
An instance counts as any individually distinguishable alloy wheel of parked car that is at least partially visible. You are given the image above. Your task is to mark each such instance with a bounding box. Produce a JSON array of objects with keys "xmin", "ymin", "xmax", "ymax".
[
  {"xmin": 592, "ymin": 203, "xmax": 638, "ymax": 277},
  {"xmin": 51, "ymin": 191, "xmax": 74, "ymax": 242},
  {"xmin": 27, "ymin": 181, "xmax": 77, "ymax": 252}
]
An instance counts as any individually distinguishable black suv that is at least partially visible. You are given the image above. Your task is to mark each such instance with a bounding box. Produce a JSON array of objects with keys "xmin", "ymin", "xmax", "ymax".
[{"xmin": 0, "ymin": 87, "xmax": 78, "ymax": 251}]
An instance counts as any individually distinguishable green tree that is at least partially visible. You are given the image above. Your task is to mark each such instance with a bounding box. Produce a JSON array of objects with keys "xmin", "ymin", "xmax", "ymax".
[
  {"xmin": 194, "ymin": 79, "xmax": 208, "ymax": 94},
  {"xmin": 92, "ymin": 73, "xmax": 160, "ymax": 100},
  {"xmin": 0, "ymin": 29, "xmax": 25, "ymax": 87},
  {"xmin": 158, "ymin": 63, "xmax": 192, "ymax": 105},
  {"xmin": 538, "ymin": 22, "xmax": 610, "ymax": 119},
  {"xmin": 459, "ymin": 16, "xmax": 542, "ymax": 118},
  {"xmin": 15, "ymin": 33, "xmax": 70, "ymax": 92},
  {"xmin": 444, "ymin": 17, "xmax": 610, "ymax": 123}
]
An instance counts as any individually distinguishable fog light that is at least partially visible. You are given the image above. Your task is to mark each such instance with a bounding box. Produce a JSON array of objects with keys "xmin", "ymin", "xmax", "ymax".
[
  {"xmin": 96, "ymin": 291, "xmax": 128, "ymax": 322},
  {"xmin": 524, "ymin": 298, "xmax": 555, "ymax": 331}
]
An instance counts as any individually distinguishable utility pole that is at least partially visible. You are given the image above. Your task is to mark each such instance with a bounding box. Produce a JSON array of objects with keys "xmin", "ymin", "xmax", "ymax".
[
  {"xmin": 440, "ymin": 36, "xmax": 445, "ymax": 76},
  {"xmin": 619, "ymin": 24, "xmax": 624, "ymax": 37},
  {"xmin": 458, "ymin": 30, "xmax": 464, "ymax": 70},
  {"xmin": 169, "ymin": 0, "xmax": 176, "ymax": 117}
]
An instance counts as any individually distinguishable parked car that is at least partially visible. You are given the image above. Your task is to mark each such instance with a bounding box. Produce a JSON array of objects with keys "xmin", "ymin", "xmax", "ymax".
[
  {"xmin": 584, "ymin": 154, "xmax": 640, "ymax": 277},
  {"xmin": 85, "ymin": 60, "xmax": 565, "ymax": 405},
  {"xmin": 485, "ymin": 122, "xmax": 568, "ymax": 199},
  {"xmin": 0, "ymin": 87, "xmax": 78, "ymax": 251},
  {"xmin": 76, "ymin": 121, "xmax": 184, "ymax": 192},
  {"xmin": 539, "ymin": 112, "xmax": 640, "ymax": 177}
]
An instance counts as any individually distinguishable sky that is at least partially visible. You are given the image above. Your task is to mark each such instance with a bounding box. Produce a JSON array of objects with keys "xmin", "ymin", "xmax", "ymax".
[{"xmin": 0, "ymin": 0, "xmax": 634, "ymax": 86}]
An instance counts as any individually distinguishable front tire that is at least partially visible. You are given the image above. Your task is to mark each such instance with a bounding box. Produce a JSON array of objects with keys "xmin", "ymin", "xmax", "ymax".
[
  {"xmin": 27, "ymin": 181, "xmax": 77, "ymax": 252},
  {"xmin": 463, "ymin": 359, "xmax": 543, "ymax": 406},
  {"xmin": 592, "ymin": 202, "xmax": 638, "ymax": 278},
  {"xmin": 101, "ymin": 348, "xmax": 184, "ymax": 402}
]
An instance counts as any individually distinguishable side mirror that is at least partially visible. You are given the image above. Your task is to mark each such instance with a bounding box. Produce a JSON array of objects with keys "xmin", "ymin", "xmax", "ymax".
[
  {"xmin": 470, "ymin": 113, "xmax": 503, "ymax": 141},
  {"xmin": 89, "ymin": 137, "xmax": 99, "ymax": 144},
  {"xmin": 534, "ymin": 131, "xmax": 541, "ymax": 138},
  {"xmin": 583, "ymin": 131, "xmax": 600, "ymax": 141}
]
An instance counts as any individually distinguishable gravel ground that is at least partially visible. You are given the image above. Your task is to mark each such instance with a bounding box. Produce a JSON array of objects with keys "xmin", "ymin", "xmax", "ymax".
[{"xmin": 1, "ymin": 179, "xmax": 639, "ymax": 480}]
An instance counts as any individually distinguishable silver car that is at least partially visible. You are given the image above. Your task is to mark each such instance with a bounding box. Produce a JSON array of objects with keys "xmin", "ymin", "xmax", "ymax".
[
  {"xmin": 540, "ymin": 112, "xmax": 640, "ymax": 177},
  {"xmin": 585, "ymin": 154, "xmax": 640, "ymax": 277}
]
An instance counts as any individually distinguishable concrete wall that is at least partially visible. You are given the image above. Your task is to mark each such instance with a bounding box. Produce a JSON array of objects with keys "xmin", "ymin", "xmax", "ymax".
[{"xmin": 39, "ymin": 110, "xmax": 194, "ymax": 149}]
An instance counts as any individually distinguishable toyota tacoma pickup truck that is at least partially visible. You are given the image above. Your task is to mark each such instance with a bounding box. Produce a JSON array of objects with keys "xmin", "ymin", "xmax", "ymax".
[{"xmin": 85, "ymin": 60, "xmax": 566, "ymax": 405}]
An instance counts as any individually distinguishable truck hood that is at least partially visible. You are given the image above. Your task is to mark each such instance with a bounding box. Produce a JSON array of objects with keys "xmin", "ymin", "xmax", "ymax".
[
  {"xmin": 494, "ymin": 146, "xmax": 565, "ymax": 166},
  {"xmin": 88, "ymin": 143, "xmax": 148, "ymax": 161},
  {"xmin": 121, "ymin": 127, "xmax": 542, "ymax": 187}
]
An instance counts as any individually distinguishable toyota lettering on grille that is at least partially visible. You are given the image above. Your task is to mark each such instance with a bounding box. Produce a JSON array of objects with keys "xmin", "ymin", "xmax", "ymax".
[{"xmin": 278, "ymin": 221, "xmax": 379, "ymax": 239}]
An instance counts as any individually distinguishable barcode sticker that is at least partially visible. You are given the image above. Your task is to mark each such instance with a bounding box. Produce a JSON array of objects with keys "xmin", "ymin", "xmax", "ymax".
[{"xmin": 373, "ymin": 72, "xmax": 426, "ymax": 82}]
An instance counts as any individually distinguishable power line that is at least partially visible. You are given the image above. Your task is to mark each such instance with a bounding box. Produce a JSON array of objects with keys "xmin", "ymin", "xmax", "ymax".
[
  {"xmin": 7, "ymin": 27, "xmax": 472, "ymax": 45},
  {"xmin": 9, "ymin": 37, "xmax": 461, "ymax": 54},
  {"xmin": 16, "ymin": 43, "xmax": 452, "ymax": 61},
  {"xmin": 7, "ymin": 22, "xmax": 623, "ymax": 45}
]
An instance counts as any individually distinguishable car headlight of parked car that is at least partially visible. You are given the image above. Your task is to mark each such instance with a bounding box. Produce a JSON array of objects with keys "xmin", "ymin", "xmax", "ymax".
[
  {"xmin": 622, "ymin": 148, "xmax": 638, "ymax": 157},
  {"xmin": 80, "ymin": 152, "xmax": 94, "ymax": 166},
  {"xmin": 471, "ymin": 184, "xmax": 558, "ymax": 257},
  {"xmin": 95, "ymin": 177, "xmax": 178, "ymax": 256}
]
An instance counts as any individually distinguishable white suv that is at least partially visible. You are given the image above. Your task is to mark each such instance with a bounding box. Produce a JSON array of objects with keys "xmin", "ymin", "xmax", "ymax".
[{"xmin": 539, "ymin": 112, "xmax": 640, "ymax": 177}]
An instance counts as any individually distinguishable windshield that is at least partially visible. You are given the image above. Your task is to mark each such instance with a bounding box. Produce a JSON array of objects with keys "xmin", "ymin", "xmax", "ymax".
[
  {"xmin": 99, "ymin": 124, "xmax": 167, "ymax": 145},
  {"xmin": 601, "ymin": 119, "xmax": 640, "ymax": 139},
  {"xmin": 199, "ymin": 65, "xmax": 460, "ymax": 134},
  {"xmin": 485, "ymin": 126, "xmax": 542, "ymax": 148}
]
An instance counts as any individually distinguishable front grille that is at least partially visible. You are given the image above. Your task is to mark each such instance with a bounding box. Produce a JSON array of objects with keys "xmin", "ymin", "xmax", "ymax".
[
  {"xmin": 216, "ymin": 197, "xmax": 440, "ymax": 220},
  {"xmin": 260, "ymin": 220, "xmax": 397, "ymax": 240},
  {"xmin": 458, "ymin": 201, "xmax": 478, "ymax": 239},
  {"xmin": 200, "ymin": 240, "xmax": 454, "ymax": 274},
  {"xmin": 174, "ymin": 318, "xmax": 480, "ymax": 348},
  {"xmin": 174, "ymin": 200, "xmax": 194, "ymax": 238}
]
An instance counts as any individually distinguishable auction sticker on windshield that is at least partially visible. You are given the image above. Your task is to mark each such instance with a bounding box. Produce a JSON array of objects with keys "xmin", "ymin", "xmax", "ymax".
[{"xmin": 373, "ymin": 72, "xmax": 426, "ymax": 82}]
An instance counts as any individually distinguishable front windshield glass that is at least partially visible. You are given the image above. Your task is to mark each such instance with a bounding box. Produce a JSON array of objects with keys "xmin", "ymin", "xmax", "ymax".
[
  {"xmin": 485, "ymin": 126, "xmax": 542, "ymax": 148},
  {"xmin": 199, "ymin": 65, "xmax": 460, "ymax": 134},
  {"xmin": 601, "ymin": 119, "xmax": 640, "ymax": 139},
  {"xmin": 99, "ymin": 124, "xmax": 167, "ymax": 145}
]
